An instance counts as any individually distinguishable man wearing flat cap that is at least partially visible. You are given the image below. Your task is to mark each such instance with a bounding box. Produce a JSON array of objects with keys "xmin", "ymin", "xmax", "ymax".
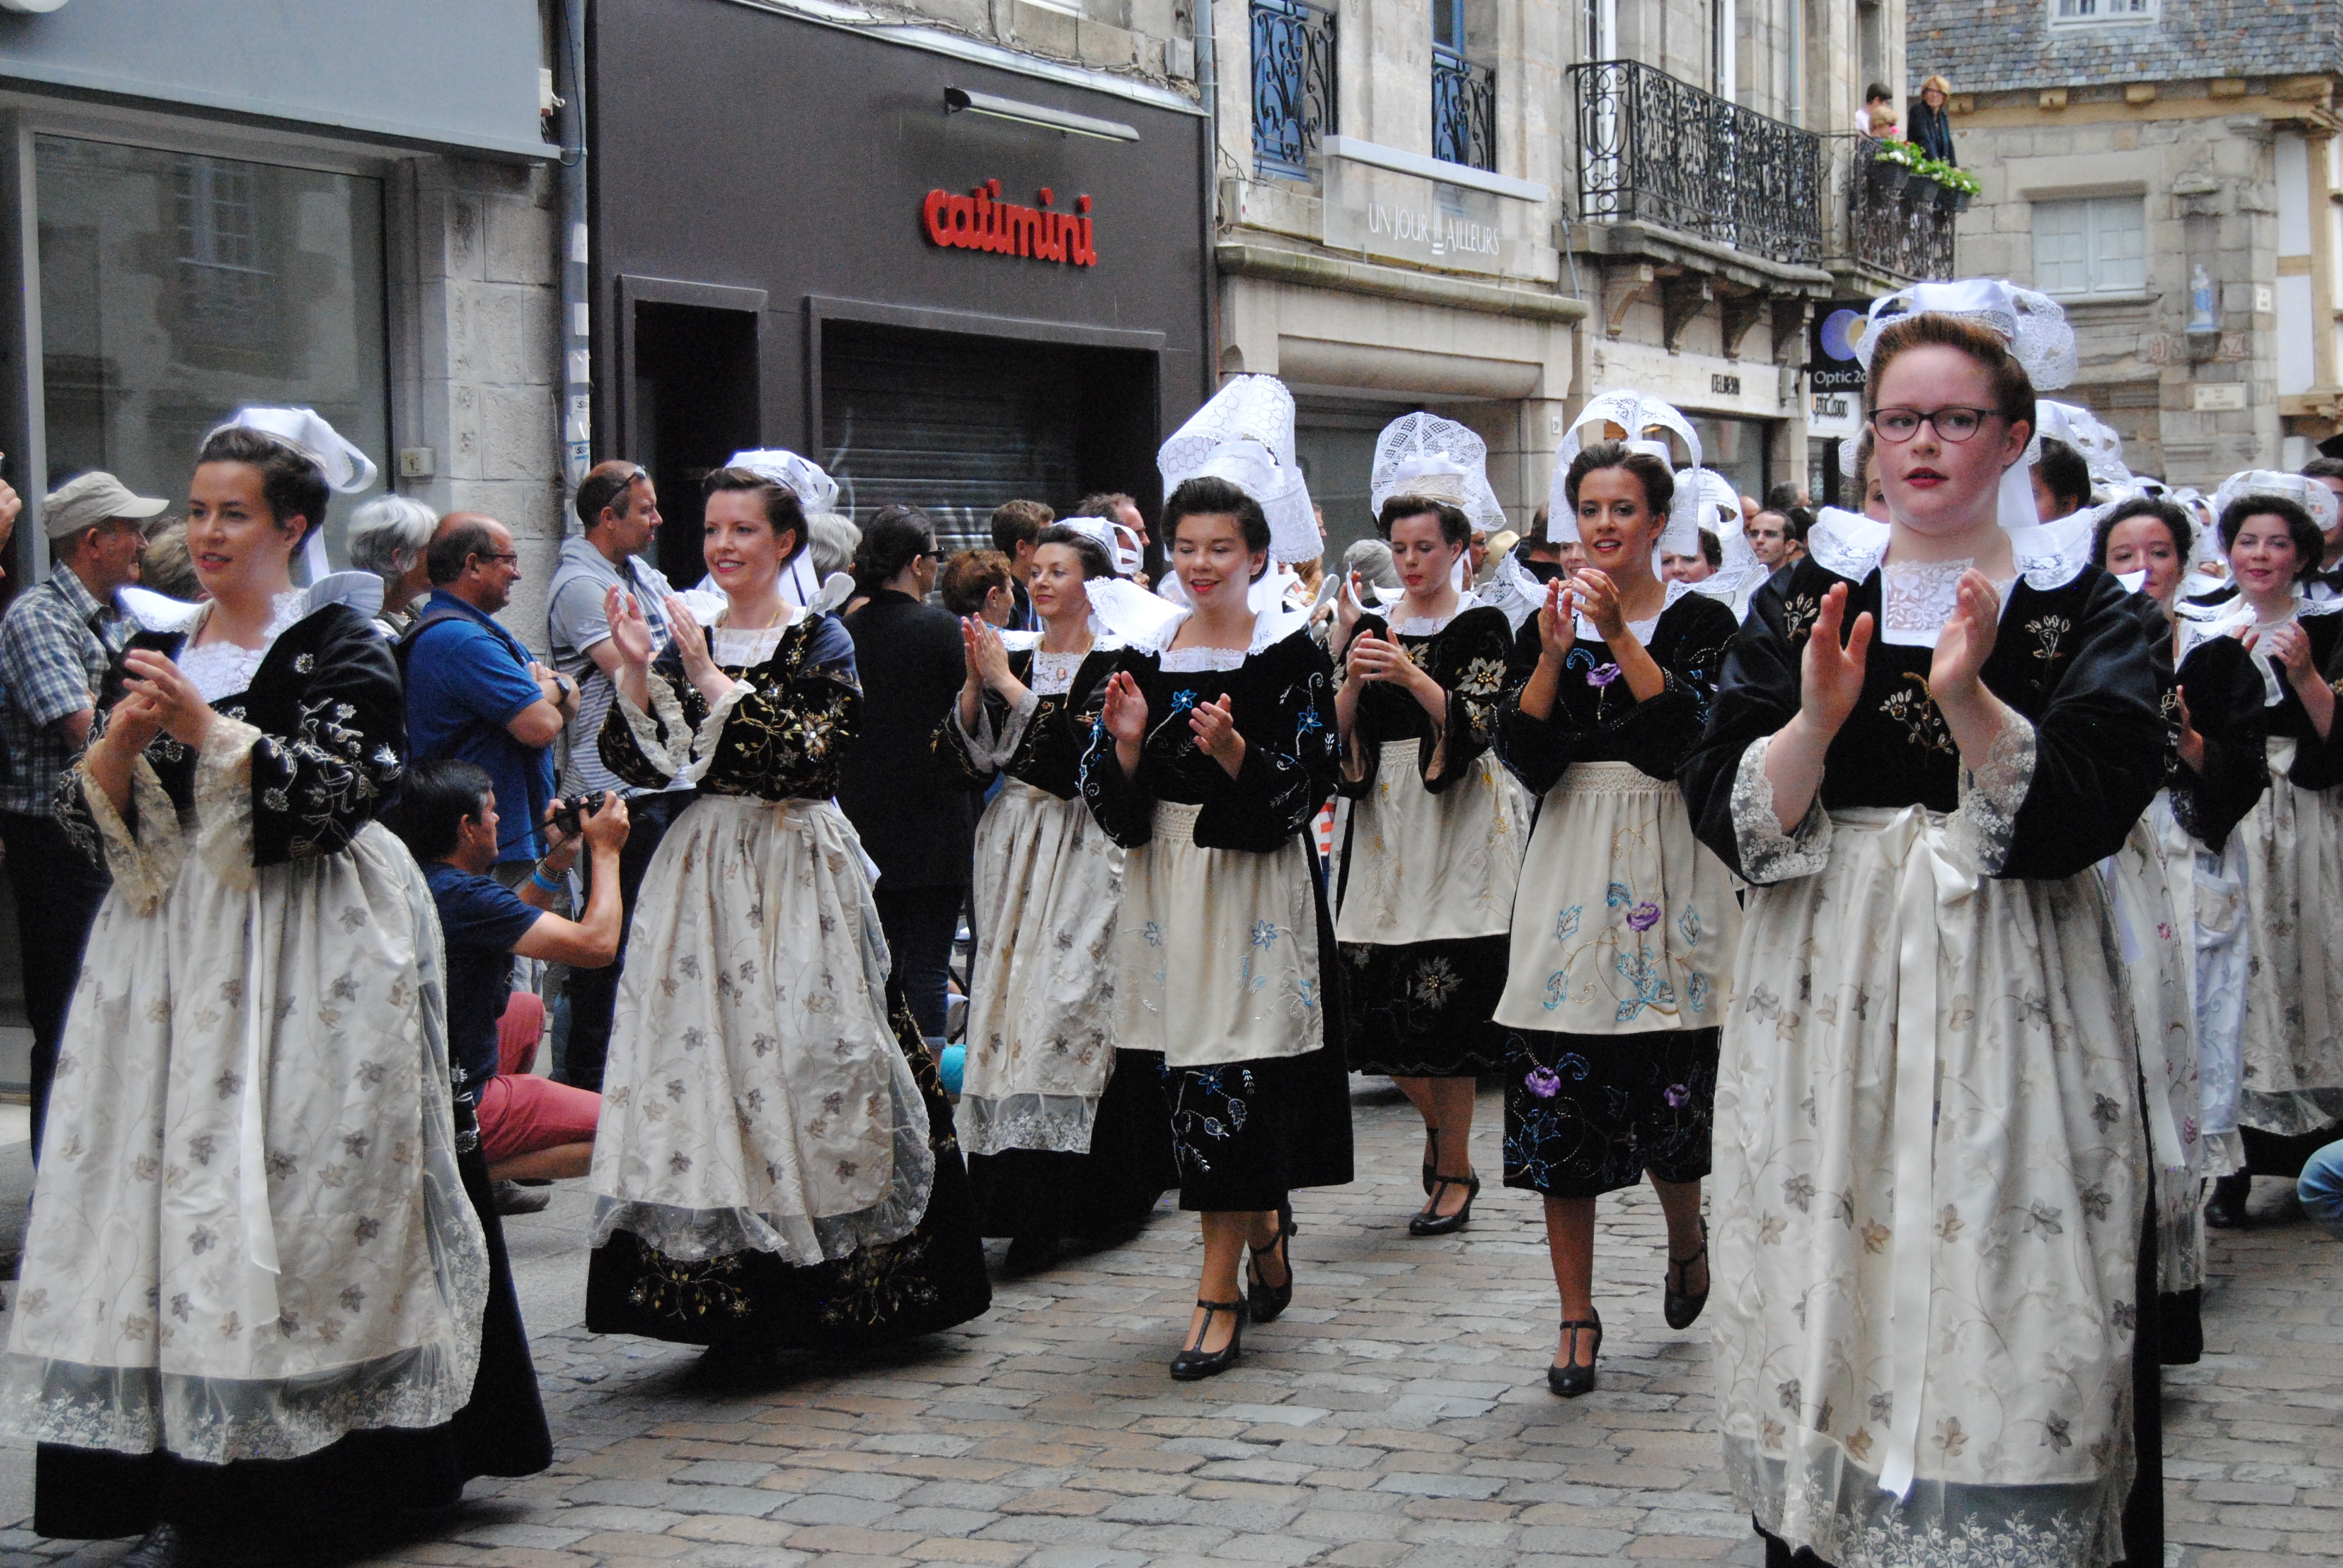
[{"xmin": 0, "ymin": 470, "xmax": 158, "ymax": 1157}]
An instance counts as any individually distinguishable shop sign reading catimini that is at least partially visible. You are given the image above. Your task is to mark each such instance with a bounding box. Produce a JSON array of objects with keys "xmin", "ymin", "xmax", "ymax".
[{"xmin": 923, "ymin": 181, "xmax": 1098, "ymax": 266}]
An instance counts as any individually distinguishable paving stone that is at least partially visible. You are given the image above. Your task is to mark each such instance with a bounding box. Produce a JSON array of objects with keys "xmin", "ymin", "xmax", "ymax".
[{"xmin": 3, "ymin": 1086, "xmax": 2332, "ymax": 1566}]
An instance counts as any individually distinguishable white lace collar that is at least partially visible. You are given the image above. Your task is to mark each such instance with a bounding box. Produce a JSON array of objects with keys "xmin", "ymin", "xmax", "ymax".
[
  {"xmin": 2177, "ymin": 584, "xmax": 2343, "ymax": 699},
  {"xmin": 1573, "ymin": 577, "xmax": 1691, "ymax": 645},
  {"xmin": 1390, "ymin": 589, "xmax": 1483, "ymax": 638},
  {"xmin": 180, "ymin": 588, "xmax": 313, "ymax": 705},
  {"xmin": 1804, "ymin": 506, "xmax": 2092, "ymax": 595},
  {"xmin": 1013, "ymin": 632, "xmax": 1120, "ymax": 696},
  {"xmin": 1149, "ymin": 605, "xmax": 1311, "ymax": 671}
]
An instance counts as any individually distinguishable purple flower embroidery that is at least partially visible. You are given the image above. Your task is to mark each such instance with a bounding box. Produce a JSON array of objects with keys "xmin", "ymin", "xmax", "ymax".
[
  {"xmin": 1587, "ymin": 662, "xmax": 1622, "ymax": 687},
  {"xmin": 1524, "ymin": 1066, "xmax": 1562, "ymax": 1099},
  {"xmin": 1664, "ymin": 1082, "xmax": 1690, "ymax": 1108},
  {"xmin": 1627, "ymin": 903, "xmax": 1661, "ymax": 932}
]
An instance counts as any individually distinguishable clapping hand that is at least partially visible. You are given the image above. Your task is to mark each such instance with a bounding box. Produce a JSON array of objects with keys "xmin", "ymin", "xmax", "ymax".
[
  {"xmin": 1189, "ymin": 694, "xmax": 1247, "ymax": 776},
  {"xmin": 120, "ymin": 649, "xmax": 214, "ymax": 748},
  {"xmin": 1928, "ymin": 569, "xmax": 2001, "ymax": 698},
  {"xmin": 1535, "ymin": 576, "xmax": 1579, "ymax": 664},
  {"xmin": 604, "ymin": 585, "xmax": 656, "ymax": 671},
  {"xmin": 1799, "ymin": 581, "xmax": 1875, "ymax": 737},
  {"xmin": 961, "ymin": 615, "xmax": 1014, "ymax": 691},
  {"xmin": 1101, "ymin": 671, "xmax": 1149, "ymax": 746}
]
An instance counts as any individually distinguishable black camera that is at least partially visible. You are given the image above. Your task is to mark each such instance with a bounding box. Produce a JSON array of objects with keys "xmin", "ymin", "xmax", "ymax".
[{"xmin": 549, "ymin": 791, "xmax": 614, "ymax": 835}]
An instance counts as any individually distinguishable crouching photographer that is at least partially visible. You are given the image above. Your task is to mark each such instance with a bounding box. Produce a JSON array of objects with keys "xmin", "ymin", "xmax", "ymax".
[{"xmin": 392, "ymin": 759, "xmax": 629, "ymax": 1214}]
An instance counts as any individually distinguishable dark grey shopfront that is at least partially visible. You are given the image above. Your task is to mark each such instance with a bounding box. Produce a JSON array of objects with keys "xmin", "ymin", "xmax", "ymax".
[{"xmin": 589, "ymin": 0, "xmax": 1211, "ymax": 572}]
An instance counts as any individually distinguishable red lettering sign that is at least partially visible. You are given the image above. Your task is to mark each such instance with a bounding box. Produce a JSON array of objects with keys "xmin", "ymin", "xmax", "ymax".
[{"xmin": 922, "ymin": 180, "xmax": 1098, "ymax": 267}]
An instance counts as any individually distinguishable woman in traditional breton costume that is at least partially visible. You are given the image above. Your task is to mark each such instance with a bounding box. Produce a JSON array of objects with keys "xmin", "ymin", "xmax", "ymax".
[
  {"xmin": 2181, "ymin": 473, "xmax": 2343, "ymax": 1230},
  {"xmin": 1331, "ymin": 414, "xmax": 1527, "ymax": 1236},
  {"xmin": 945, "ymin": 522, "xmax": 1179, "ymax": 1272},
  {"xmin": 1081, "ymin": 375, "xmax": 1350, "ymax": 1380},
  {"xmin": 585, "ymin": 462, "xmax": 988, "ymax": 1351},
  {"xmin": 1490, "ymin": 394, "xmax": 1741, "ymax": 1397},
  {"xmin": 2, "ymin": 412, "xmax": 541, "ymax": 1567},
  {"xmin": 2088, "ymin": 489, "xmax": 2269, "ymax": 1364},
  {"xmin": 1680, "ymin": 282, "xmax": 2168, "ymax": 1568}
]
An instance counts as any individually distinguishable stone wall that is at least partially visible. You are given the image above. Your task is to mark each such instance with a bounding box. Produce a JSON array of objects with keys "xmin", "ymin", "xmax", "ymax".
[
  {"xmin": 882, "ymin": 0, "xmax": 1199, "ymax": 86},
  {"xmin": 392, "ymin": 155, "xmax": 565, "ymax": 653}
]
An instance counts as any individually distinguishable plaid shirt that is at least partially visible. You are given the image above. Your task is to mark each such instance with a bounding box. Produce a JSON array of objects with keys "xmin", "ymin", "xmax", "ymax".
[{"xmin": 0, "ymin": 567, "xmax": 125, "ymax": 817}]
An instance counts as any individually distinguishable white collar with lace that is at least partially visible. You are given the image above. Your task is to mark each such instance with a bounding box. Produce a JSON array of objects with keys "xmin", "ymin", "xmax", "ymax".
[
  {"xmin": 1390, "ymin": 588, "xmax": 1484, "ymax": 638},
  {"xmin": 179, "ymin": 588, "xmax": 313, "ymax": 705},
  {"xmin": 1149, "ymin": 605, "xmax": 1311, "ymax": 672},
  {"xmin": 1803, "ymin": 506, "xmax": 2087, "ymax": 647},
  {"xmin": 2177, "ymin": 583, "xmax": 2343, "ymax": 700}
]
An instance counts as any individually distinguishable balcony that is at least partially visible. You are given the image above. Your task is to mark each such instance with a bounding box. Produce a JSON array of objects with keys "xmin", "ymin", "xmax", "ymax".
[
  {"xmin": 1250, "ymin": 0, "xmax": 1337, "ymax": 181},
  {"xmin": 1431, "ymin": 47, "xmax": 1496, "ymax": 174},
  {"xmin": 1568, "ymin": 58, "xmax": 1823, "ymax": 269},
  {"xmin": 1827, "ymin": 135, "xmax": 1958, "ymax": 284}
]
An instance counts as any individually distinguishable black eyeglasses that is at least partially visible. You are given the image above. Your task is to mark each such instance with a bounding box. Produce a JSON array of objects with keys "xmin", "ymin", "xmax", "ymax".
[{"xmin": 1870, "ymin": 406, "xmax": 2003, "ymax": 443}]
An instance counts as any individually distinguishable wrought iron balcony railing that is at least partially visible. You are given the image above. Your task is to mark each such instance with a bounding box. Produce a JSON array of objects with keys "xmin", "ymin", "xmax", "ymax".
[
  {"xmin": 1829, "ymin": 134, "xmax": 1958, "ymax": 283},
  {"xmin": 1431, "ymin": 47, "xmax": 1496, "ymax": 173},
  {"xmin": 1568, "ymin": 58, "xmax": 1823, "ymax": 267},
  {"xmin": 1251, "ymin": 0, "xmax": 1337, "ymax": 181}
]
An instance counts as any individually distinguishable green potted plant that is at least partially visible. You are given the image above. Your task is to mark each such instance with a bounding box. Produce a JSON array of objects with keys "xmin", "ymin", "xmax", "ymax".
[
  {"xmin": 1913, "ymin": 152, "xmax": 1982, "ymax": 212},
  {"xmin": 1867, "ymin": 136, "xmax": 1922, "ymax": 197}
]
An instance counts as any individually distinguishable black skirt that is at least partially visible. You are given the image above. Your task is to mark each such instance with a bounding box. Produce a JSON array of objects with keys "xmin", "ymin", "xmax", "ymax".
[
  {"xmin": 585, "ymin": 986, "xmax": 992, "ymax": 1350},
  {"xmin": 1337, "ymin": 933, "xmax": 1510, "ymax": 1076},
  {"xmin": 1164, "ymin": 1036, "xmax": 1355, "ymax": 1212},
  {"xmin": 33, "ymin": 1146, "xmax": 550, "ymax": 1546},
  {"xmin": 968, "ymin": 1048, "xmax": 1179, "ymax": 1240},
  {"xmin": 1499, "ymin": 1025, "xmax": 1720, "ymax": 1199}
]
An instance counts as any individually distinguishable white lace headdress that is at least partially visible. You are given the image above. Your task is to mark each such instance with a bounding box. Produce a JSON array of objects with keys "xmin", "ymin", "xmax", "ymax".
[
  {"xmin": 208, "ymin": 406, "xmax": 381, "ymax": 583},
  {"xmin": 1054, "ymin": 515, "xmax": 1146, "ymax": 578},
  {"xmin": 2035, "ymin": 400, "xmax": 2132, "ymax": 489},
  {"xmin": 1678, "ymin": 468, "xmax": 1768, "ymax": 606},
  {"xmin": 726, "ymin": 448, "xmax": 844, "ymax": 607},
  {"xmin": 2210, "ymin": 468, "xmax": 2339, "ymax": 538},
  {"xmin": 1369, "ymin": 413, "xmax": 1507, "ymax": 537},
  {"xmin": 1853, "ymin": 278, "xmax": 2080, "ymax": 538},
  {"xmin": 1158, "ymin": 375, "xmax": 1320, "ymax": 563},
  {"xmin": 1545, "ymin": 391, "xmax": 1704, "ymax": 556}
]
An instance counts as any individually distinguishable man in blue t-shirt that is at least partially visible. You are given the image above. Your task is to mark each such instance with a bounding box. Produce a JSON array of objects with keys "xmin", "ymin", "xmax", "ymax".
[
  {"xmin": 388, "ymin": 757, "xmax": 629, "ymax": 1214},
  {"xmin": 401, "ymin": 513, "xmax": 577, "ymax": 872}
]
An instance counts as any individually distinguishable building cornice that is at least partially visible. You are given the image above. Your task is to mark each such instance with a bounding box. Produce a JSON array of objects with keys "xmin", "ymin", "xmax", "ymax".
[{"xmin": 1216, "ymin": 241, "xmax": 1590, "ymax": 324}]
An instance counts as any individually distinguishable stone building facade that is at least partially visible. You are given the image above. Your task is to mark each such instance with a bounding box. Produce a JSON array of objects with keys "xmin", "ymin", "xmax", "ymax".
[{"xmin": 1912, "ymin": 0, "xmax": 2343, "ymax": 485}]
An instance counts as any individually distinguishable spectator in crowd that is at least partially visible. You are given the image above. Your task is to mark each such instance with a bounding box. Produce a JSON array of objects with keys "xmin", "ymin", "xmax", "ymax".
[
  {"xmin": 1864, "ymin": 82, "xmax": 1898, "ymax": 138},
  {"xmin": 2034, "ymin": 436, "xmax": 2094, "ymax": 523},
  {"xmin": 1661, "ymin": 530, "xmax": 1720, "ymax": 583},
  {"xmin": 989, "ymin": 498, "xmax": 1053, "ymax": 630},
  {"xmin": 0, "ymin": 470, "xmax": 136, "ymax": 1156},
  {"xmin": 544, "ymin": 460, "xmax": 682, "ymax": 1091},
  {"xmin": 391, "ymin": 758, "xmax": 626, "ymax": 1215},
  {"xmin": 1783, "ymin": 505, "xmax": 1813, "ymax": 563},
  {"xmin": 1746, "ymin": 506, "xmax": 1795, "ymax": 571},
  {"xmin": 940, "ymin": 547, "xmax": 1017, "ymax": 624},
  {"xmin": 402, "ymin": 513, "xmax": 576, "ymax": 878},
  {"xmin": 1763, "ymin": 480, "xmax": 1810, "ymax": 512},
  {"xmin": 136, "ymin": 518, "xmax": 202, "ymax": 602},
  {"xmin": 347, "ymin": 493, "xmax": 440, "ymax": 632},
  {"xmin": 808, "ymin": 512, "xmax": 860, "ymax": 580},
  {"xmin": 837, "ymin": 505, "xmax": 980, "ymax": 1045},
  {"xmin": 1912, "ymin": 74, "xmax": 1958, "ymax": 165}
]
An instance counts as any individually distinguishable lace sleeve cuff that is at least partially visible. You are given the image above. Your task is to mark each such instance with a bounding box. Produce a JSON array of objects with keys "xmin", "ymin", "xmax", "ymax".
[
  {"xmin": 194, "ymin": 713, "xmax": 261, "ymax": 890},
  {"xmin": 1948, "ymin": 708, "xmax": 2036, "ymax": 877},
  {"xmin": 1730, "ymin": 733, "xmax": 1833, "ymax": 884},
  {"xmin": 677, "ymin": 678, "xmax": 755, "ymax": 786},
  {"xmin": 950, "ymin": 689, "xmax": 1037, "ymax": 771},
  {"xmin": 76, "ymin": 754, "xmax": 184, "ymax": 915},
  {"xmin": 612, "ymin": 675, "xmax": 690, "ymax": 782}
]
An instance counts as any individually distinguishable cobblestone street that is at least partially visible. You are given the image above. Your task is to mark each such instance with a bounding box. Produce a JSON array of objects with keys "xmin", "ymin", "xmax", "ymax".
[{"xmin": 2, "ymin": 1081, "xmax": 2338, "ymax": 1567}]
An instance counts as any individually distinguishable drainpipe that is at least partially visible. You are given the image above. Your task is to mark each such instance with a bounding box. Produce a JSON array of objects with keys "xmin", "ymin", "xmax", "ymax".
[
  {"xmin": 557, "ymin": 0, "xmax": 592, "ymax": 492},
  {"xmin": 1196, "ymin": 2, "xmax": 1219, "ymax": 405}
]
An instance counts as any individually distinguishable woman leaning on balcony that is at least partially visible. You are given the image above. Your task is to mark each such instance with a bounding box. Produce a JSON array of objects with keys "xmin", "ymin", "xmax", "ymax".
[{"xmin": 1911, "ymin": 74, "xmax": 1958, "ymax": 166}]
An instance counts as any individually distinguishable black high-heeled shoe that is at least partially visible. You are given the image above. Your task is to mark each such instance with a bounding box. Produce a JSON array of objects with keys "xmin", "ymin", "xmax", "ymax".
[
  {"xmin": 1664, "ymin": 1218, "xmax": 1710, "ymax": 1330},
  {"xmin": 1409, "ymin": 1172, "xmax": 1481, "ymax": 1237},
  {"xmin": 1170, "ymin": 1297, "xmax": 1246, "ymax": 1380},
  {"xmin": 1547, "ymin": 1311, "xmax": 1602, "ymax": 1398},
  {"xmin": 1248, "ymin": 1201, "xmax": 1297, "ymax": 1323},
  {"xmin": 2205, "ymin": 1171, "xmax": 2251, "ymax": 1230}
]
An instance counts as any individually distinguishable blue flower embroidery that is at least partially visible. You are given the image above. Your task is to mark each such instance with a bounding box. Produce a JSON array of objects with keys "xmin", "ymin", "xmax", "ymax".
[
  {"xmin": 1605, "ymin": 882, "xmax": 1632, "ymax": 909},
  {"xmin": 1295, "ymin": 707, "xmax": 1324, "ymax": 732},
  {"xmin": 1687, "ymin": 972, "xmax": 1711, "ymax": 1014},
  {"xmin": 1555, "ymin": 904, "xmax": 1582, "ymax": 943},
  {"xmin": 1613, "ymin": 946, "xmax": 1679, "ymax": 1023},
  {"xmin": 1542, "ymin": 969, "xmax": 1571, "ymax": 1010},
  {"xmin": 1168, "ymin": 688, "xmax": 1199, "ymax": 714},
  {"xmin": 1678, "ymin": 905, "xmax": 1703, "ymax": 946},
  {"xmin": 1141, "ymin": 920, "xmax": 1163, "ymax": 947},
  {"xmin": 1250, "ymin": 920, "xmax": 1279, "ymax": 948}
]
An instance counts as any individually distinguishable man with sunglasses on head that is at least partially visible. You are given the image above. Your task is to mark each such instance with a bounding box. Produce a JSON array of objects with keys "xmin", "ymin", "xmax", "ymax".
[
  {"xmin": 544, "ymin": 462, "xmax": 684, "ymax": 1089},
  {"xmin": 401, "ymin": 512, "xmax": 576, "ymax": 885}
]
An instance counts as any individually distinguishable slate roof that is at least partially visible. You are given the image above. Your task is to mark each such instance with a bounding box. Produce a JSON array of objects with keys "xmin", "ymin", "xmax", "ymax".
[{"xmin": 1909, "ymin": 0, "xmax": 2343, "ymax": 94}]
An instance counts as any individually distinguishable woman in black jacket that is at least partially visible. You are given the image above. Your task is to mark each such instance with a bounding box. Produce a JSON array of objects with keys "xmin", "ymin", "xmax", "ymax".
[
  {"xmin": 1911, "ymin": 74, "xmax": 1957, "ymax": 165},
  {"xmin": 837, "ymin": 505, "xmax": 980, "ymax": 1044}
]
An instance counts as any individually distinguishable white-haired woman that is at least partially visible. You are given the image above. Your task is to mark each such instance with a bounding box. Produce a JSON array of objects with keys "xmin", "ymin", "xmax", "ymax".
[{"xmin": 346, "ymin": 493, "xmax": 438, "ymax": 633}]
